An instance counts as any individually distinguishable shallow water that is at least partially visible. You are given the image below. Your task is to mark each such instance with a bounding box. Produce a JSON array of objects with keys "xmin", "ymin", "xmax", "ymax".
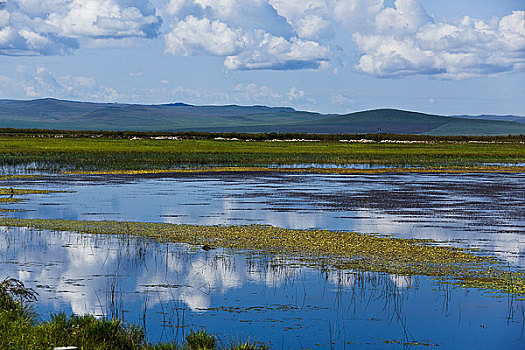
[
  {"xmin": 1, "ymin": 227, "xmax": 523, "ymax": 349},
  {"xmin": 4, "ymin": 172, "xmax": 525, "ymax": 266},
  {"xmin": 2, "ymin": 171, "xmax": 525, "ymax": 348}
]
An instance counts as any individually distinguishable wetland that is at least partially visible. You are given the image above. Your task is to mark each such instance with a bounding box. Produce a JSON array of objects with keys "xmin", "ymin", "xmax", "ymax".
[{"xmin": 1, "ymin": 136, "xmax": 525, "ymax": 349}]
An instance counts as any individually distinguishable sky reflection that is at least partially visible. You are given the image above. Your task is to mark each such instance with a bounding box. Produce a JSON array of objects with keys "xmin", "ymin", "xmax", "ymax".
[
  {"xmin": 4, "ymin": 172, "xmax": 525, "ymax": 265},
  {"xmin": 0, "ymin": 227, "xmax": 524, "ymax": 349}
]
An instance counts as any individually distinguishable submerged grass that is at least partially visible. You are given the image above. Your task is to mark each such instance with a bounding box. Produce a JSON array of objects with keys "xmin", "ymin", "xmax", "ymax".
[{"xmin": 0, "ymin": 218, "xmax": 523, "ymax": 297}]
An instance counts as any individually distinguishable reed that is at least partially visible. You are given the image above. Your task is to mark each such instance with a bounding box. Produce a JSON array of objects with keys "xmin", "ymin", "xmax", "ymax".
[{"xmin": 0, "ymin": 136, "xmax": 523, "ymax": 172}]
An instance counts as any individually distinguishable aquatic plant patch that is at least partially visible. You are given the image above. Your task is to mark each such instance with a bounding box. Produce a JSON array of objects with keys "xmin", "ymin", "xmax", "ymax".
[
  {"xmin": 0, "ymin": 218, "xmax": 523, "ymax": 297},
  {"xmin": 0, "ymin": 186, "xmax": 65, "ymax": 211}
]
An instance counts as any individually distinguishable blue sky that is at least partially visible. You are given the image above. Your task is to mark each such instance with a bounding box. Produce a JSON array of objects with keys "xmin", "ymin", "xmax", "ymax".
[{"xmin": 0, "ymin": 0, "xmax": 524, "ymax": 115}]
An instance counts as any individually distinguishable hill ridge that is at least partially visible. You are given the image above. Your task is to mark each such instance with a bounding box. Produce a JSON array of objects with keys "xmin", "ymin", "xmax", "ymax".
[{"xmin": 0, "ymin": 98, "xmax": 524, "ymax": 135}]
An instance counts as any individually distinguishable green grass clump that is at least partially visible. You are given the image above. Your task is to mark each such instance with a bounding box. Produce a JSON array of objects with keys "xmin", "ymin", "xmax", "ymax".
[
  {"xmin": 1, "ymin": 218, "xmax": 524, "ymax": 297},
  {"xmin": 0, "ymin": 278, "xmax": 144, "ymax": 350},
  {"xmin": 185, "ymin": 330, "xmax": 217, "ymax": 350},
  {"xmin": 0, "ymin": 278, "xmax": 269, "ymax": 350},
  {"xmin": 32, "ymin": 314, "xmax": 144, "ymax": 350}
]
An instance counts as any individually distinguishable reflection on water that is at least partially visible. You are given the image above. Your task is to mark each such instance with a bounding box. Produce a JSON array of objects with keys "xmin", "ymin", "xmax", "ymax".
[
  {"xmin": 4, "ymin": 172, "xmax": 525, "ymax": 265},
  {"xmin": 1, "ymin": 227, "xmax": 523, "ymax": 349}
]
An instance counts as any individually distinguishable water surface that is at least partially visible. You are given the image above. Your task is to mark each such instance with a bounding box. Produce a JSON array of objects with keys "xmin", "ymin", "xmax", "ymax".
[
  {"xmin": 4, "ymin": 172, "xmax": 525, "ymax": 265},
  {"xmin": 1, "ymin": 171, "xmax": 525, "ymax": 348},
  {"xmin": 1, "ymin": 227, "xmax": 523, "ymax": 349}
]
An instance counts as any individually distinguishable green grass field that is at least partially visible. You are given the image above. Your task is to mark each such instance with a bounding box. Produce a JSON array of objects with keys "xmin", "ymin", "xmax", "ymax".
[{"xmin": 1, "ymin": 136, "xmax": 524, "ymax": 172}]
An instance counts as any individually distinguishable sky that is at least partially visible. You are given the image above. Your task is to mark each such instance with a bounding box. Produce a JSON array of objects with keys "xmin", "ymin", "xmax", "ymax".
[{"xmin": 0, "ymin": 0, "xmax": 524, "ymax": 115}]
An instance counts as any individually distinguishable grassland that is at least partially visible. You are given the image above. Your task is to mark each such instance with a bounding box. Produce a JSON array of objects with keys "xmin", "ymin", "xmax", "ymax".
[
  {"xmin": 0, "ymin": 135, "xmax": 524, "ymax": 172},
  {"xmin": 1, "ymin": 218, "xmax": 523, "ymax": 297}
]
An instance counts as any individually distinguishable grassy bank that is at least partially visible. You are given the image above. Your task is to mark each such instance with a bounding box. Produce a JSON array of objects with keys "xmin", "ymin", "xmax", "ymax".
[
  {"xmin": 1, "ymin": 136, "xmax": 524, "ymax": 172},
  {"xmin": 0, "ymin": 277, "xmax": 267, "ymax": 350},
  {"xmin": 1, "ymin": 218, "xmax": 524, "ymax": 296}
]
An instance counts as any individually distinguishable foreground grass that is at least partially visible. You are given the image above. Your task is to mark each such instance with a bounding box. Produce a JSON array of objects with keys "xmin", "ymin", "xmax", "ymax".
[
  {"xmin": 1, "ymin": 137, "xmax": 524, "ymax": 171},
  {"xmin": 0, "ymin": 279, "xmax": 267, "ymax": 350},
  {"xmin": 1, "ymin": 218, "xmax": 523, "ymax": 296}
]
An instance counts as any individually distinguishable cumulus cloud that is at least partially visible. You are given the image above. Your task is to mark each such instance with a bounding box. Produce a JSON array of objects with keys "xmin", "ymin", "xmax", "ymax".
[
  {"xmin": 164, "ymin": 0, "xmax": 525, "ymax": 76},
  {"xmin": 269, "ymin": 0, "xmax": 334, "ymax": 39},
  {"xmin": 224, "ymin": 34, "xmax": 329, "ymax": 70},
  {"xmin": 46, "ymin": 0, "xmax": 161, "ymax": 39},
  {"xmin": 164, "ymin": 0, "xmax": 330, "ymax": 70},
  {"xmin": 2, "ymin": 0, "xmax": 524, "ymax": 77},
  {"xmin": 165, "ymin": 16, "xmax": 244, "ymax": 56},
  {"xmin": 351, "ymin": 0, "xmax": 525, "ymax": 78},
  {"xmin": 0, "ymin": 0, "xmax": 161, "ymax": 56}
]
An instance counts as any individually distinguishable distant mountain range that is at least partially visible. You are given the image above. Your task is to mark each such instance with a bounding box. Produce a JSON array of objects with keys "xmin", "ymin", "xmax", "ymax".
[{"xmin": 1, "ymin": 98, "xmax": 524, "ymax": 135}]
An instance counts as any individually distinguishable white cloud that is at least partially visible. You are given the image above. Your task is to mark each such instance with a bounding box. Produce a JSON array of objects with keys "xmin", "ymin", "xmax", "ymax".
[
  {"xmin": 233, "ymin": 83, "xmax": 281, "ymax": 101},
  {"xmin": 164, "ymin": 0, "xmax": 330, "ymax": 71},
  {"xmin": 231, "ymin": 83, "xmax": 315, "ymax": 107},
  {"xmin": 286, "ymin": 86, "xmax": 304, "ymax": 101},
  {"xmin": 0, "ymin": 0, "xmax": 161, "ymax": 56},
  {"xmin": 352, "ymin": 1, "xmax": 525, "ymax": 78},
  {"xmin": 128, "ymin": 70, "xmax": 144, "ymax": 77},
  {"xmin": 0, "ymin": 74, "xmax": 9, "ymax": 84},
  {"xmin": 269, "ymin": 0, "xmax": 333, "ymax": 39},
  {"xmin": 331, "ymin": 94, "xmax": 353, "ymax": 105},
  {"xmin": 223, "ymin": 34, "xmax": 329, "ymax": 70},
  {"xmin": 2, "ymin": 0, "xmax": 524, "ymax": 78},
  {"xmin": 0, "ymin": 66, "xmax": 126, "ymax": 102},
  {"xmin": 332, "ymin": 0, "xmax": 384, "ymax": 30},
  {"xmin": 165, "ymin": 16, "xmax": 244, "ymax": 56},
  {"xmin": 46, "ymin": 0, "xmax": 161, "ymax": 39}
]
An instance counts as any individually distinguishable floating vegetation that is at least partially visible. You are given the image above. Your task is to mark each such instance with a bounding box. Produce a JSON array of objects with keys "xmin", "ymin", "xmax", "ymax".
[
  {"xmin": 0, "ymin": 175, "xmax": 42, "ymax": 180},
  {"xmin": 0, "ymin": 187, "xmax": 65, "ymax": 212},
  {"xmin": 0, "ymin": 187, "xmax": 59, "ymax": 195},
  {"xmin": 0, "ymin": 218, "xmax": 523, "ymax": 297},
  {"xmin": 0, "ymin": 197, "xmax": 22, "ymax": 203}
]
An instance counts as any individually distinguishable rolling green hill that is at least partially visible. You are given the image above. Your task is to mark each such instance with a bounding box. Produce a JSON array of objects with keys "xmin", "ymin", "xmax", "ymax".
[{"xmin": 0, "ymin": 98, "xmax": 524, "ymax": 135}]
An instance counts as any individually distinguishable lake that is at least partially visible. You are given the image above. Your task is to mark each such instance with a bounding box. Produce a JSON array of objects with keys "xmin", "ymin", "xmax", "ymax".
[{"xmin": 1, "ymin": 171, "xmax": 524, "ymax": 348}]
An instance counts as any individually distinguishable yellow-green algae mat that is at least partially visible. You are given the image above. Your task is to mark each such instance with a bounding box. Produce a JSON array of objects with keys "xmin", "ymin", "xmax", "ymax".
[
  {"xmin": 0, "ymin": 218, "xmax": 524, "ymax": 296},
  {"xmin": 0, "ymin": 186, "xmax": 65, "ymax": 210}
]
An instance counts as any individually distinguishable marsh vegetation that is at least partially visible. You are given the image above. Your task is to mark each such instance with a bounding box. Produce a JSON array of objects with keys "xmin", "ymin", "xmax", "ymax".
[{"xmin": 0, "ymin": 134, "xmax": 524, "ymax": 173}]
